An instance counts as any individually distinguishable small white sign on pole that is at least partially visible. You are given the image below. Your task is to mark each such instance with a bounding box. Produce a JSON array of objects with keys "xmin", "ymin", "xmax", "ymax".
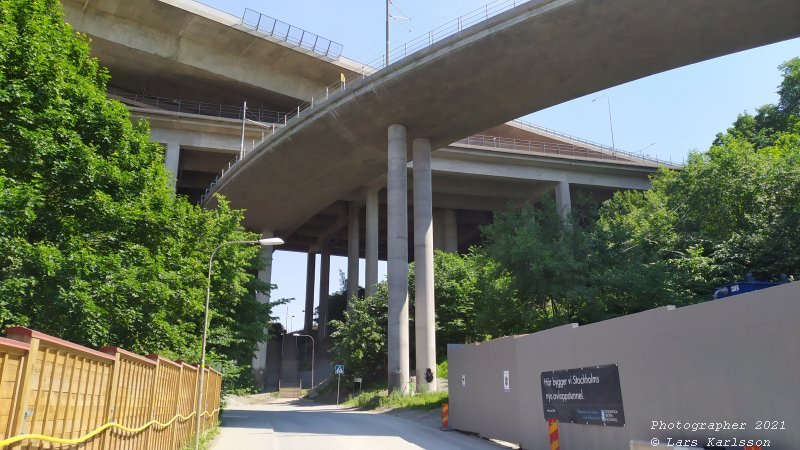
[{"xmin": 503, "ymin": 370, "xmax": 510, "ymax": 392}]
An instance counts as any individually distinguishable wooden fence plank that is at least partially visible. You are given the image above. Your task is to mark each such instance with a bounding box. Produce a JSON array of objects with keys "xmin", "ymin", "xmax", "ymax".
[{"xmin": 8, "ymin": 337, "xmax": 39, "ymax": 450}]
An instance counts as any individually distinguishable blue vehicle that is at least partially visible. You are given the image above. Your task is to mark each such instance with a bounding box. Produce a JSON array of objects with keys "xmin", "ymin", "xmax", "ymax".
[{"xmin": 713, "ymin": 273, "xmax": 789, "ymax": 299}]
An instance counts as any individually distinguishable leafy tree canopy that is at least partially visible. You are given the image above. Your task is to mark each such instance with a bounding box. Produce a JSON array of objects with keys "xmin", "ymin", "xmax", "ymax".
[{"xmin": 0, "ymin": 0, "xmax": 274, "ymax": 391}]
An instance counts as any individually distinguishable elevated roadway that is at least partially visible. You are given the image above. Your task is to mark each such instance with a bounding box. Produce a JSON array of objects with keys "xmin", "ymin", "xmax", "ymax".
[
  {"xmin": 204, "ymin": 0, "xmax": 800, "ymax": 235},
  {"xmin": 62, "ymin": 0, "xmax": 364, "ymax": 109}
]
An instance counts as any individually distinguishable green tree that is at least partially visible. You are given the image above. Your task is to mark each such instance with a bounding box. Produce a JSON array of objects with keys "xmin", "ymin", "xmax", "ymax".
[
  {"xmin": 329, "ymin": 282, "xmax": 388, "ymax": 382},
  {"xmin": 480, "ymin": 197, "xmax": 603, "ymax": 330},
  {"xmin": 597, "ymin": 58, "xmax": 800, "ymax": 309},
  {"xmin": 0, "ymin": 0, "xmax": 273, "ymax": 391}
]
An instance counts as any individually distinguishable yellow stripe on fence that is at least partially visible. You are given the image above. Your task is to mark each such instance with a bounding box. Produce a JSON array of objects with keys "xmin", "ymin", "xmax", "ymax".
[{"xmin": 0, "ymin": 409, "xmax": 220, "ymax": 448}]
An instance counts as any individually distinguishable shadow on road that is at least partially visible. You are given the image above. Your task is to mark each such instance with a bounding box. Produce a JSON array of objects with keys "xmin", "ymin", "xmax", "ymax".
[{"xmin": 218, "ymin": 404, "xmax": 507, "ymax": 450}]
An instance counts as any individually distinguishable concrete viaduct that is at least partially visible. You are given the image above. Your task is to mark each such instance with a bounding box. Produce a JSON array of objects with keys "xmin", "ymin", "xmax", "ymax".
[{"xmin": 63, "ymin": 0, "xmax": 800, "ymax": 393}]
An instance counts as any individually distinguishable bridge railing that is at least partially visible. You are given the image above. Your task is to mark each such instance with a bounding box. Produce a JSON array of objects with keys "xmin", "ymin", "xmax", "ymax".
[
  {"xmin": 510, "ymin": 119, "xmax": 679, "ymax": 167},
  {"xmin": 457, "ymin": 135, "xmax": 632, "ymax": 161},
  {"xmin": 108, "ymin": 89, "xmax": 288, "ymax": 124},
  {"xmin": 362, "ymin": 0, "xmax": 530, "ymax": 71},
  {"xmin": 241, "ymin": 8, "xmax": 343, "ymax": 59}
]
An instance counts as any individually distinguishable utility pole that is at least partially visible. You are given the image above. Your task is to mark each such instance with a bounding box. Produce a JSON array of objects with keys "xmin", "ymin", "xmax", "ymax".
[
  {"xmin": 385, "ymin": 0, "xmax": 411, "ymax": 67},
  {"xmin": 592, "ymin": 94, "xmax": 616, "ymax": 154},
  {"xmin": 386, "ymin": 0, "xmax": 390, "ymax": 67}
]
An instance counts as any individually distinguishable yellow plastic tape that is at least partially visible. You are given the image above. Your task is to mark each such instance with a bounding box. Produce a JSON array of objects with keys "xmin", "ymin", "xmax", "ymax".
[{"xmin": 0, "ymin": 409, "xmax": 220, "ymax": 448}]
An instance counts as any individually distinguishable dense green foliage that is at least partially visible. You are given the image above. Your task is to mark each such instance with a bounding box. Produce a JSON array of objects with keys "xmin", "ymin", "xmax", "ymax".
[
  {"xmin": 0, "ymin": 0, "xmax": 275, "ymax": 391},
  {"xmin": 332, "ymin": 58, "xmax": 800, "ymax": 384},
  {"xmin": 329, "ymin": 282, "xmax": 388, "ymax": 381}
]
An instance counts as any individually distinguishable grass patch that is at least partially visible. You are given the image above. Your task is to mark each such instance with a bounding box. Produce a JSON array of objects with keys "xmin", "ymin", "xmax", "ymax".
[
  {"xmin": 180, "ymin": 424, "xmax": 219, "ymax": 450},
  {"xmin": 343, "ymin": 388, "xmax": 448, "ymax": 411}
]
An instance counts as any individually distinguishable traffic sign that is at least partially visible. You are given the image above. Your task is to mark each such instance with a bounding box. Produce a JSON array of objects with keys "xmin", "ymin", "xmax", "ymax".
[{"xmin": 335, "ymin": 364, "xmax": 345, "ymax": 375}]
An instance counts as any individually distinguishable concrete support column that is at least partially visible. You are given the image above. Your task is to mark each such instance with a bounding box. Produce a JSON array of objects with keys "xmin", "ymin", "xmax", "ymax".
[
  {"xmin": 555, "ymin": 181, "xmax": 572, "ymax": 219},
  {"xmin": 443, "ymin": 209, "xmax": 458, "ymax": 253},
  {"xmin": 387, "ymin": 124, "xmax": 410, "ymax": 394},
  {"xmin": 318, "ymin": 248, "xmax": 331, "ymax": 341},
  {"xmin": 413, "ymin": 138, "xmax": 437, "ymax": 393},
  {"xmin": 365, "ymin": 187, "xmax": 380, "ymax": 298},
  {"xmin": 164, "ymin": 141, "xmax": 180, "ymax": 188},
  {"xmin": 433, "ymin": 209, "xmax": 446, "ymax": 251},
  {"xmin": 253, "ymin": 232, "xmax": 274, "ymax": 390},
  {"xmin": 346, "ymin": 202, "xmax": 360, "ymax": 310},
  {"xmin": 304, "ymin": 252, "xmax": 316, "ymax": 333}
]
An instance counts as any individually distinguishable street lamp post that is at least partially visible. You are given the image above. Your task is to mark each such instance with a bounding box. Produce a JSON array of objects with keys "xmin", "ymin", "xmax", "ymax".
[
  {"xmin": 292, "ymin": 333, "xmax": 315, "ymax": 391},
  {"xmin": 592, "ymin": 94, "xmax": 616, "ymax": 154},
  {"xmin": 195, "ymin": 237, "xmax": 284, "ymax": 450}
]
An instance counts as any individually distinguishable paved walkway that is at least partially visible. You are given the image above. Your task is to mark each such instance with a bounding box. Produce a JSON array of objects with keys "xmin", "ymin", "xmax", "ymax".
[{"xmin": 212, "ymin": 399, "xmax": 508, "ymax": 450}]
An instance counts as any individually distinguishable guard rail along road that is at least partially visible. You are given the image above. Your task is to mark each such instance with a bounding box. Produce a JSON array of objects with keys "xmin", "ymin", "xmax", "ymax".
[{"xmin": 0, "ymin": 328, "xmax": 221, "ymax": 450}]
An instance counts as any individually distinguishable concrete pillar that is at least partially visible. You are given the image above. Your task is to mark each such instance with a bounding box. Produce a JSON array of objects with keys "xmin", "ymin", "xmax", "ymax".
[
  {"xmin": 365, "ymin": 187, "xmax": 380, "ymax": 298},
  {"xmin": 304, "ymin": 252, "xmax": 316, "ymax": 333},
  {"xmin": 318, "ymin": 248, "xmax": 331, "ymax": 341},
  {"xmin": 387, "ymin": 124, "xmax": 410, "ymax": 394},
  {"xmin": 413, "ymin": 138, "xmax": 437, "ymax": 393},
  {"xmin": 555, "ymin": 181, "xmax": 572, "ymax": 219},
  {"xmin": 443, "ymin": 209, "xmax": 458, "ymax": 253},
  {"xmin": 346, "ymin": 202, "xmax": 360, "ymax": 310},
  {"xmin": 164, "ymin": 141, "xmax": 180, "ymax": 188},
  {"xmin": 433, "ymin": 209, "xmax": 446, "ymax": 251},
  {"xmin": 253, "ymin": 232, "xmax": 274, "ymax": 390}
]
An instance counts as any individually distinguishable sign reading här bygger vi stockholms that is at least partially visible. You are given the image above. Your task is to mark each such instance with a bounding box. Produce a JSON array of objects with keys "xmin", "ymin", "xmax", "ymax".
[{"xmin": 541, "ymin": 364, "xmax": 625, "ymax": 426}]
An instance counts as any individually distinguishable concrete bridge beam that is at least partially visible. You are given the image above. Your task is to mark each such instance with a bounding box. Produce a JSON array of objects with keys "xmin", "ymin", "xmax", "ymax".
[{"xmin": 413, "ymin": 137, "xmax": 437, "ymax": 393}]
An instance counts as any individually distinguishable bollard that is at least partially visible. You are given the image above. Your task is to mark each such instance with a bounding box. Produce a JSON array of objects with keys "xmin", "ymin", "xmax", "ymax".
[
  {"xmin": 548, "ymin": 418, "xmax": 560, "ymax": 450},
  {"xmin": 441, "ymin": 402, "xmax": 450, "ymax": 431}
]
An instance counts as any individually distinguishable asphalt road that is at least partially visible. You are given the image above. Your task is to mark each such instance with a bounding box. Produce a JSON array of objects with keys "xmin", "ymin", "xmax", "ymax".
[{"xmin": 211, "ymin": 400, "xmax": 508, "ymax": 450}]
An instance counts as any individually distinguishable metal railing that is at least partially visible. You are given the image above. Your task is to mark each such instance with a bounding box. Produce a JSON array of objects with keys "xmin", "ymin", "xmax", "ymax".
[
  {"xmin": 362, "ymin": 0, "xmax": 530, "ymax": 71},
  {"xmin": 241, "ymin": 8, "xmax": 343, "ymax": 59},
  {"xmin": 457, "ymin": 135, "xmax": 633, "ymax": 161},
  {"xmin": 109, "ymin": 89, "xmax": 288, "ymax": 124},
  {"xmin": 510, "ymin": 119, "xmax": 679, "ymax": 167}
]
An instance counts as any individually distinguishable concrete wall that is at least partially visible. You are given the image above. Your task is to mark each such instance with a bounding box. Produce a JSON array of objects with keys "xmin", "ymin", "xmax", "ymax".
[{"xmin": 449, "ymin": 282, "xmax": 800, "ymax": 449}]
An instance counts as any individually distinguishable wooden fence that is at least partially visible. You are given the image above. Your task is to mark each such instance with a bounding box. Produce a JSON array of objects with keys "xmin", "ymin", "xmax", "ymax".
[{"xmin": 0, "ymin": 328, "xmax": 221, "ymax": 449}]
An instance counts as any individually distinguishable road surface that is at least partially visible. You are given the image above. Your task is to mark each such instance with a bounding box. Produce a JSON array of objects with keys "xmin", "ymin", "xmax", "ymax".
[{"xmin": 211, "ymin": 399, "xmax": 509, "ymax": 450}]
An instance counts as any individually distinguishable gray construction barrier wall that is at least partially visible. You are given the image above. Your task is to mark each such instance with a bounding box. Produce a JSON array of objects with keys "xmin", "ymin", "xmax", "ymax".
[{"xmin": 448, "ymin": 282, "xmax": 800, "ymax": 449}]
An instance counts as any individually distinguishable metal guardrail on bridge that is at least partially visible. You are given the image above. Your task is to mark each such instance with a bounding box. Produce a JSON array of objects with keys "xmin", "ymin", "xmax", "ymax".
[
  {"xmin": 108, "ymin": 89, "xmax": 288, "ymax": 124},
  {"xmin": 241, "ymin": 8, "xmax": 344, "ymax": 59},
  {"xmin": 510, "ymin": 119, "xmax": 679, "ymax": 167},
  {"xmin": 457, "ymin": 135, "xmax": 632, "ymax": 161}
]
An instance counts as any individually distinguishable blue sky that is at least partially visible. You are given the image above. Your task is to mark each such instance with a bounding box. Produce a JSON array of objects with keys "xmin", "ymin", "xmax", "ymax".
[{"xmin": 197, "ymin": 0, "xmax": 800, "ymax": 329}]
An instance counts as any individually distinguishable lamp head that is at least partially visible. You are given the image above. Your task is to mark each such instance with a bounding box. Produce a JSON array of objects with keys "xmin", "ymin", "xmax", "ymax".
[{"xmin": 258, "ymin": 237, "xmax": 284, "ymax": 246}]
